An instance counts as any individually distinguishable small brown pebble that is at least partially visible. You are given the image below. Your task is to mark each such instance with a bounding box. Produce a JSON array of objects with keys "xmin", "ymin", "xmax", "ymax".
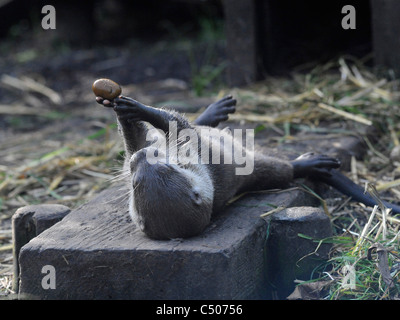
[{"xmin": 92, "ymin": 78, "xmax": 122, "ymax": 100}]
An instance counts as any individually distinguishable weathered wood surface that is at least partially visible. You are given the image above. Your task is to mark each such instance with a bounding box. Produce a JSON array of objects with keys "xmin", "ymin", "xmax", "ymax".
[{"xmin": 17, "ymin": 184, "xmax": 330, "ymax": 299}]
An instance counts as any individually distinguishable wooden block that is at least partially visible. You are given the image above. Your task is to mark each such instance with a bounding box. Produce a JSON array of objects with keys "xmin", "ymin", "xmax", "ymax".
[
  {"xmin": 17, "ymin": 184, "xmax": 330, "ymax": 299},
  {"xmin": 12, "ymin": 204, "xmax": 71, "ymax": 292}
]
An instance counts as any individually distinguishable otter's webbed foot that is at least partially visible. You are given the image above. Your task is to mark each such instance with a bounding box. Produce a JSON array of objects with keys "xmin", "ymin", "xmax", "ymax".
[
  {"xmin": 194, "ymin": 95, "xmax": 236, "ymax": 127},
  {"xmin": 291, "ymin": 152, "xmax": 341, "ymax": 179}
]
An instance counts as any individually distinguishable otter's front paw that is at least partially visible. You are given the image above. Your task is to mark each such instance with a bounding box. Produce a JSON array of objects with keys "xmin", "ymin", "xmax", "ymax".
[{"xmin": 113, "ymin": 96, "xmax": 148, "ymax": 123}]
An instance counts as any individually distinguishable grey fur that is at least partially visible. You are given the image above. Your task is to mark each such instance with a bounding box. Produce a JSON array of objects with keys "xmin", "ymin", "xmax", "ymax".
[{"xmin": 113, "ymin": 95, "xmax": 296, "ymax": 239}]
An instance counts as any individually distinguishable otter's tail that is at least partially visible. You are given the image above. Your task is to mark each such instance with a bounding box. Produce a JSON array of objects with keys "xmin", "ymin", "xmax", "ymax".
[{"xmin": 319, "ymin": 170, "xmax": 400, "ymax": 214}]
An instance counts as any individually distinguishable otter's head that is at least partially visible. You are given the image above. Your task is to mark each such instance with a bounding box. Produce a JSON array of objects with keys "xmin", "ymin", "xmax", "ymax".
[{"xmin": 128, "ymin": 148, "xmax": 214, "ymax": 240}]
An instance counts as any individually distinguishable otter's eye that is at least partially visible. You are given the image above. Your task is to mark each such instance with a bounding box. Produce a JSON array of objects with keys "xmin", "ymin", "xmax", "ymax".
[{"xmin": 191, "ymin": 190, "xmax": 202, "ymax": 206}]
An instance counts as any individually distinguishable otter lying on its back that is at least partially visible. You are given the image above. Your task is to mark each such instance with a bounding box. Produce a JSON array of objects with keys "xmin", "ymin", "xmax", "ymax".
[{"xmin": 95, "ymin": 94, "xmax": 400, "ymax": 239}]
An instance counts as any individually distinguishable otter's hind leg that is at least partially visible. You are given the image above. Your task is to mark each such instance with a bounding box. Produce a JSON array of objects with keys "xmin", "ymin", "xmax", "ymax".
[
  {"xmin": 194, "ymin": 95, "xmax": 236, "ymax": 127},
  {"xmin": 239, "ymin": 153, "xmax": 340, "ymax": 193}
]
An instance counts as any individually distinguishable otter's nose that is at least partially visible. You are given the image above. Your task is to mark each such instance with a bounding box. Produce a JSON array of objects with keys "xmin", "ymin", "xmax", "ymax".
[
  {"xmin": 132, "ymin": 159, "xmax": 170, "ymax": 187},
  {"xmin": 130, "ymin": 149, "xmax": 147, "ymax": 169},
  {"xmin": 130, "ymin": 148, "xmax": 169, "ymax": 186}
]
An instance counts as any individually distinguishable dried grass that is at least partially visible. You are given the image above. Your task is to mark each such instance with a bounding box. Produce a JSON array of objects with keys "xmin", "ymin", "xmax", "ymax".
[
  {"xmin": 1, "ymin": 56, "xmax": 400, "ymax": 299},
  {"xmin": 222, "ymin": 57, "xmax": 400, "ymax": 299}
]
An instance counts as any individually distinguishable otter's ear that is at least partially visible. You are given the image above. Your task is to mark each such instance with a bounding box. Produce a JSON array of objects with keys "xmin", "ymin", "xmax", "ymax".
[{"xmin": 191, "ymin": 189, "xmax": 202, "ymax": 206}]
